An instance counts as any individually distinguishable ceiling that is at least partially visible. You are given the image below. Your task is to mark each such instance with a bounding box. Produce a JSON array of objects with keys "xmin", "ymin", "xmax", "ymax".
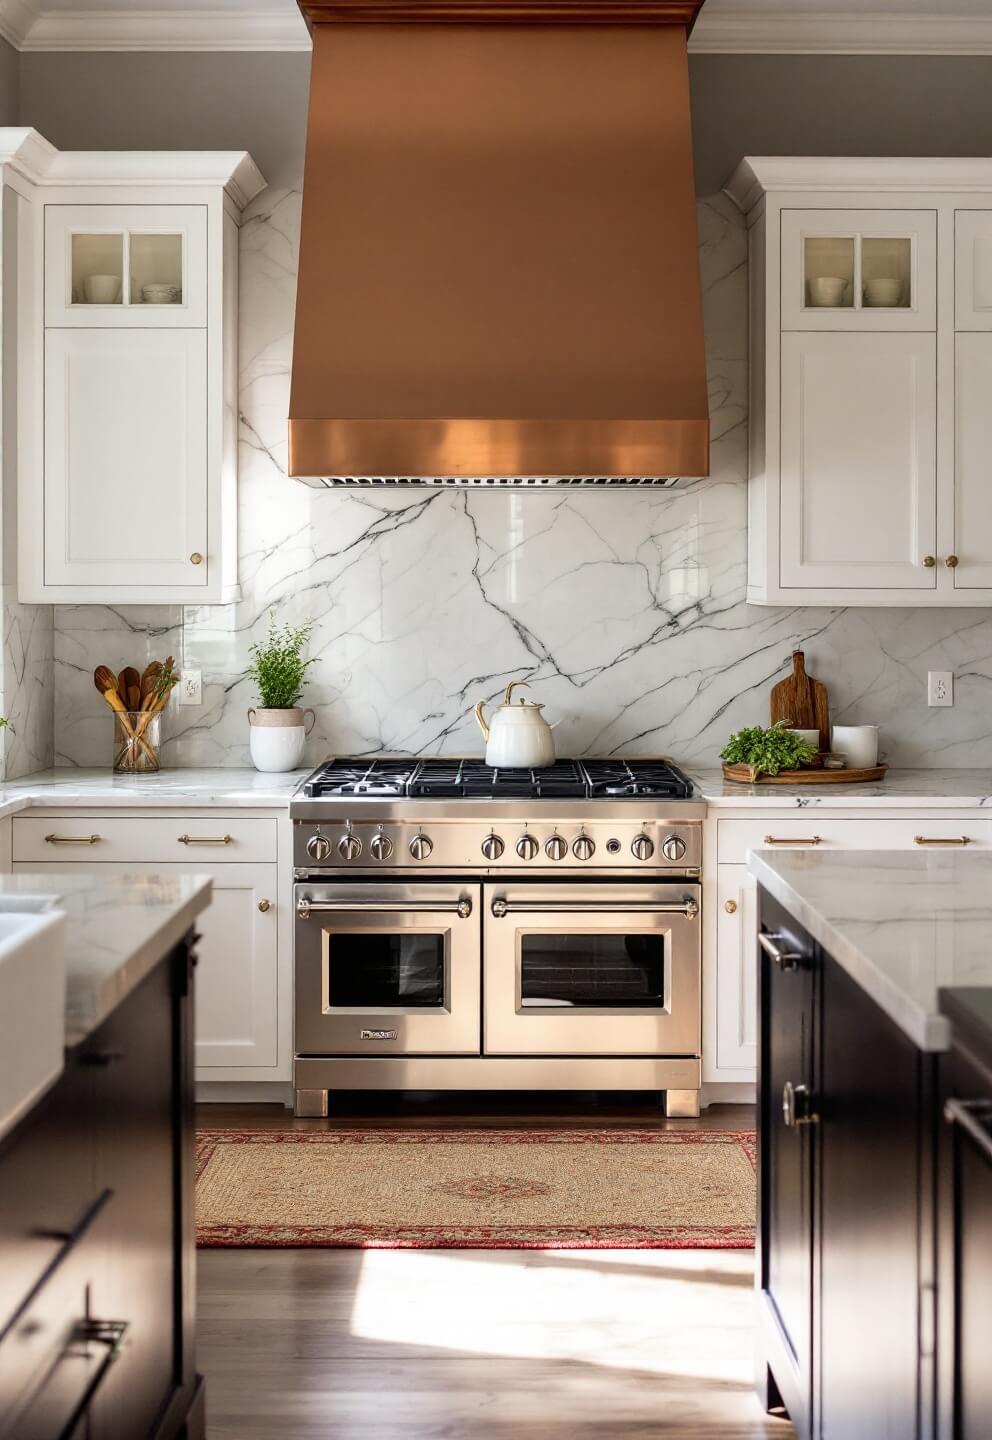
[{"xmin": 2, "ymin": 0, "xmax": 991, "ymax": 53}]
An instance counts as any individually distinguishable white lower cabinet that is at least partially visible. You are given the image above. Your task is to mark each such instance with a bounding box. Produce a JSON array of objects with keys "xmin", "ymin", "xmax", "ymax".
[
  {"xmin": 12, "ymin": 810, "xmax": 285, "ymax": 1083},
  {"xmin": 715, "ymin": 865, "xmax": 758, "ymax": 1074}
]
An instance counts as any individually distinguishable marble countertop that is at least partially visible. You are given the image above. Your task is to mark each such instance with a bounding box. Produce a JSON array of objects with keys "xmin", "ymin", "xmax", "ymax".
[
  {"xmin": 691, "ymin": 766, "xmax": 992, "ymax": 808},
  {"xmin": 0, "ymin": 872, "xmax": 214, "ymax": 1048},
  {"xmin": 0, "ymin": 768, "xmax": 307, "ymax": 818},
  {"xmin": 748, "ymin": 848, "xmax": 992, "ymax": 1051}
]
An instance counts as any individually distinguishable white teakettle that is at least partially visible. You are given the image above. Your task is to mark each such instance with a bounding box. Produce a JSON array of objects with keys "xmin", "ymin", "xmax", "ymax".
[{"xmin": 474, "ymin": 681, "xmax": 559, "ymax": 769}]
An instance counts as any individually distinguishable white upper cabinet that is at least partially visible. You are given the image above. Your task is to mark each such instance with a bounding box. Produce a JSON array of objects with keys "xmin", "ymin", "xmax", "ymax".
[
  {"xmin": 727, "ymin": 158, "xmax": 992, "ymax": 607},
  {"xmin": 2, "ymin": 134, "xmax": 265, "ymax": 605}
]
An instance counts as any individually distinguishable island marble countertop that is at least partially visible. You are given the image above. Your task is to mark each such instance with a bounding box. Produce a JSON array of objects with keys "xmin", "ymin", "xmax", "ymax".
[
  {"xmin": 0, "ymin": 872, "xmax": 213, "ymax": 1047},
  {"xmin": 691, "ymin": 766, "xmax": 992, "ymax": 807},
  {"xmin": 748, "ymin": 848, "xmax": 992, "ymax": 1051},
  {"xmin": 0, "ymin": 768, "xmax": 307, "ymax": 818}
]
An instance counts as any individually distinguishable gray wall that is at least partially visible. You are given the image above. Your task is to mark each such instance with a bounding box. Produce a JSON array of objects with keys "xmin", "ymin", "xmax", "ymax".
[
  {"xmin": 11, "ymin": 50, "xmax": 992, "ymax": 193},
  {"xmin": 0, "ymin": 38, "xmax": 18, "ymax": 126}
]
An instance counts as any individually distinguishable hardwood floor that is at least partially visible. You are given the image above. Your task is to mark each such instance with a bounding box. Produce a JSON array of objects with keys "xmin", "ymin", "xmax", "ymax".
[{"xmin": 196, "ymin": 1097, "xmax": 794, "ymax": 1439}]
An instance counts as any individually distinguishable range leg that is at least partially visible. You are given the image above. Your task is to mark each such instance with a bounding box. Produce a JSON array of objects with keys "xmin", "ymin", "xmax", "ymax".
[
  {"xmin": 665, "ymin": 1088, "xmax": 701, "ymax": 1118},
  {"xmin": 294, "ymin": 1088, "xmax": 329, "ymax": 1118}
]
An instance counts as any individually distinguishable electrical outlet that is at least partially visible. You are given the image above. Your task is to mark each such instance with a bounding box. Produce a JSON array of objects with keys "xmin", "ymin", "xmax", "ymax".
[
  {"xmin": 179, "ymin": 670, "xmax": 202, "ymax": 706},
  {"xmin": 928, "ymin": 670, "xmax": 953, "ymax": 707}
]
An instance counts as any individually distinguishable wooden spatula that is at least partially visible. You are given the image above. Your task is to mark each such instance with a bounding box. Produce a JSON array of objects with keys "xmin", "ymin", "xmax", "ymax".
[
  {"xmin": 120, "ymin": 666, "xmax": 142, "ymax": 713},
  {"xmin": 769, "ymin": 650, "xmax": 830, "ymax": 751}
]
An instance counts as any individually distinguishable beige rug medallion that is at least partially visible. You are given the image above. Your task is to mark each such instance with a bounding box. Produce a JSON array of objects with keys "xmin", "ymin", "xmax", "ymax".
[{"xmin": 196, "ymin": 1128, "xmax": 756, "ymax": 1249}]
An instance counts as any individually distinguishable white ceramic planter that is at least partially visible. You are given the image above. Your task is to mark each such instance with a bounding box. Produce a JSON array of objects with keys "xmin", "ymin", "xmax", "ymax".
[{"xmin": 247, "ymin": 707, "xmax": 315, "ymax": 773}]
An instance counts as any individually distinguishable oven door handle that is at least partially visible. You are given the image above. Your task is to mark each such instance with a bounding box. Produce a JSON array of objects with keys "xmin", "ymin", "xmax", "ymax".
[
  {"xmin": 490, "ymin": 897, "xmax": 699, "ymax": 919},
  {"xmin": 297, "ymin": 896, "xmax": 473, "ymax": 920}
]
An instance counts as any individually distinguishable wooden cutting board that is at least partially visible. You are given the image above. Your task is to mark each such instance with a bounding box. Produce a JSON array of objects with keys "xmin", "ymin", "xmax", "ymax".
[{"xmin": 769, "ymin": 650, "xmax": 830, "ymax": 751}]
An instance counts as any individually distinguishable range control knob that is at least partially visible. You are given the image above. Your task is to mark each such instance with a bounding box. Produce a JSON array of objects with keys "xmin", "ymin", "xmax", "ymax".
[
  {"xmin": 662, "ymin": 834, "xmax": 687, "ymax": 863},
  {"xmin": 409, "ymin": 833, "xmax": 433, "ymax": 861},
  {"xmin": 516, "ymin": 834, "xmax": 539, "ymax": 861},
  {"xmin": 572, "ymin": 834, "xmax": 595, "ymax": 861},
  {"xmin": 631, "ymin": 833, "xmax": 655, "ymax": 861},
  {"xmin": 545, "ymin": 834, "xmax": 568, "ymax": 861},
  {"xmin": 481, "ymin": 833, "xmax": 505, "ymax": 861},
  {"xmin": 370, "ymin": 831, "xmax": 393, "ymax": 861},
  {"xmin": 306, "ymin": 833, "xmax": 332, "ymax": 862},
  {"xmin": 338, "ymin": 833, "xmax": 362, "ymax": 861}
]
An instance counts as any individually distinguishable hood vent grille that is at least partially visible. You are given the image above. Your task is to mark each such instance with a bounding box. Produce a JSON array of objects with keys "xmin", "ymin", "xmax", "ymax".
[{"xmin": 302, "ymin": 475, "xmax": 684, "ymax": 489}]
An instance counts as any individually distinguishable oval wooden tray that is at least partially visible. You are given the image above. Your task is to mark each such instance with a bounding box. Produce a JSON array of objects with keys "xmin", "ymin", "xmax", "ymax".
[{"xmin": 722, "ymin": 762, "xmax": 888, "ymax": 786}]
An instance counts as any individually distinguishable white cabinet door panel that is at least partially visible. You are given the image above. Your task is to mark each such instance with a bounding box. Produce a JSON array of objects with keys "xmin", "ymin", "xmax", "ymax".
[
  {"xmin": 716, "ymin": 866, "xmax": 757, "ymax": 1074},
  {"xmin": 953, "ymin": 333, "xmax": 992, "ymax": 589},
  {"xmin": 44, "ymin": 329, "xmax": 208, "ymax": 589},
  {"xmin": 955, "ymin": 211, "xmax": 992, "ymax": 330},
  {"xmin": 780, "ymin": 332, "xmax": 937, "ymax": 590}
]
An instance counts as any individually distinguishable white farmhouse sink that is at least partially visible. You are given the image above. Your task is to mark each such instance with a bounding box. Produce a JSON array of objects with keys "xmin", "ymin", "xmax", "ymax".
[{"xmin": 0, "ymin": 909, "xmax": 67, "ymax": 1141}]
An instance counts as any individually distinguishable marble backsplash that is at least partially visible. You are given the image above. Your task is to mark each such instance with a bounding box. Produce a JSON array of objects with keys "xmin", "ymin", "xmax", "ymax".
[{"xmin": 52, "ymin": 192, "xmax": 992, "ymax": 771}]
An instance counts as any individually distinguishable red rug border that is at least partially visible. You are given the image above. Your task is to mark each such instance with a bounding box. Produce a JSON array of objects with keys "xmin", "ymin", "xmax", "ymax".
[{"xmin": 195, "ymin": 1125, "xmax": 757, "ymax": 1250}]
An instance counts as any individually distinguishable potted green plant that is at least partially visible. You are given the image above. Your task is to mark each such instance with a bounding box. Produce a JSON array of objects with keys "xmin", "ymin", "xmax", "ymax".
[
  {"xmin": 245, "ymin": 616, "xmax": 317, "ymax": 772},
  {"xmin": 720, "ymin": 720, "xmax": 817, "ymax": 781}
]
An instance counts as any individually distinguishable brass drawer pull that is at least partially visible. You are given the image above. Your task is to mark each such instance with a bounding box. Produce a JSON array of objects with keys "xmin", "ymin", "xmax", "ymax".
[
  {"xmin": 45, "ymin": 833, "xmax": 101, "ymax": 845},
  {"xmin": 763, "ymin": 835, "xmax": 822, "ymax": 846},
  {"xmin": 258, "ymin": 899, "xmax": 271, "ymax": 912},
  {"xmin": 178, "ymin": 833, "xmax": 233, "ymax": 845},
  {"xmin": 914, "ymin": 835, "xmax": 971, "ymax": 846},
  {"xmin": 946, "ymin": 554, "xmax": 959, "ymax": 569},
  {"xmin": 922, "ymin": 554, "xmax": 936, "ymax": 568},
  {"xmin": 724, "ymin": 899, "xmax": 738, "ymax": 914}
]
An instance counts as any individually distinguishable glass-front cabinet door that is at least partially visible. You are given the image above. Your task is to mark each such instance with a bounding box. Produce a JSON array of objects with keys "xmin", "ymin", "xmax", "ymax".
[
  {"xmin": 45, "ymin": 205, "xmax": 207, "ymax": 326},
  {"xmin": 781, "ymin": 209, "xmax": 936, "ymax": 330},
  {"xmin": 483, "ymin": 884, "xmax": 701, "ymax": 1057},
  {"xmin": 294, "ymin": 884, "xmax": 482, "ymax": 1056}
]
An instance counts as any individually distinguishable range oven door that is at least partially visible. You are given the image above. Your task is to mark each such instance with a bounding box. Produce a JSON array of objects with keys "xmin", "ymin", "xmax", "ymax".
[
  {"xmin": 295, "ymin": 883, "xmax": 482, "ymax": 1056},
  {"xmin": 483, "ymin": 883, "xmax": 701, "ymax": 1057}
]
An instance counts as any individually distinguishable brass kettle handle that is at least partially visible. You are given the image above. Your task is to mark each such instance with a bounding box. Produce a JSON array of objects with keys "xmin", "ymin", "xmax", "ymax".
[{"xmin": 503, "ymin": 679, "xmax": 531, "ymax": 705}]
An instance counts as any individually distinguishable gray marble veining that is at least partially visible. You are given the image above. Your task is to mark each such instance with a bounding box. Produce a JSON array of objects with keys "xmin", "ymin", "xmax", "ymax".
[
  {"xmin": 748, "ymin": 849, "xmax": 992, "ymax": 1051},
  {"xmin": 50, "ymin": 189, "xmax": 992, "ymax": 771}
]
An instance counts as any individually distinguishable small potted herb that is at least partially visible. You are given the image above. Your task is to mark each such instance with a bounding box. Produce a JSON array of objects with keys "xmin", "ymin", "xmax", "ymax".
[
  {"xmin": 245, "ymin": 616, "xmax": 317, "ymax": 772},
  {"xmin": 720, "ymin": 720, "xmax": 817, "ymax": 781}
]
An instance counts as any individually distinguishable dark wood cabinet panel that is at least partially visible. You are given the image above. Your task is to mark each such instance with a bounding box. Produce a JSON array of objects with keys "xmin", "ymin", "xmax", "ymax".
[
  {"xmin": 756, "ymin": 890, "xmax": 817, "ymax": 1439},
  {"xmin": 817, "ymin": 957, "xmax": 929, "ymax": 1440},
  {"xmin": 0, "ymin": 941, "xmax": 201, "ymax": 1440}
]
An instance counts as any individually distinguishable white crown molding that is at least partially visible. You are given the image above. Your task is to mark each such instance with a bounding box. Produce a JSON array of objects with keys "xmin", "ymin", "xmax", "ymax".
[
  {"xmin": 691, "ymin": 11, "xmax": 992, "ymax": 56},
  {"xmin": 3, "ymin": 1, "xmax": 992, "ymax": 54},
  {"xmin": 726, "ymin": 155, "xmax": 992, "ymax": 211},
  {"xmin": 0, "ymin": 0, "xmax": 37, "ymax": 48},
  {"xmin": 9, "ymin": 5, "xmax": 310, "ymax": 51},
  {"xmin": 0, "ymin": 128, "xmax": 267, "ymax": 205}
]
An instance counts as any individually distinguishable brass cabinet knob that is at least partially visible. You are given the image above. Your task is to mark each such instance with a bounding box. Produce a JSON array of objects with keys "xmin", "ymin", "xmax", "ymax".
[
  {"xmin": 922, "ymin": 555, "xmax": 936, "ymax": 568},
  {"xmin": 946, "ymin": 554, "xmax": 959, "ymax": 568},
  {"xmin": 724, "ymin": 899, "xmax": 738, "ymax": 914},
  {"xmin": 258, "ymin": 898, "xmax": 271, "ymax": 912},
  {"xmin": 190, "ymin": 551, "xmax": 204, "ymax": 566}
]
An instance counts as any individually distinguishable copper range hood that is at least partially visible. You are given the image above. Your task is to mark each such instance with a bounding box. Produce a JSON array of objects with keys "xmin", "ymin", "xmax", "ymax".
[{"xmin": 290, "ymin": 0, "xmax": 709, "ymax": 487}]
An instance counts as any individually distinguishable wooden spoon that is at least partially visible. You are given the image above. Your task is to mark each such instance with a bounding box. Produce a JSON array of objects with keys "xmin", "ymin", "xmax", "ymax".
[
  {"xmin": 118, "ymin": 666, "xmax": 141, "ymax": 713},
  {"xmin": 94, "ymin": 667, "xmax": 156, "ymax": 764}
]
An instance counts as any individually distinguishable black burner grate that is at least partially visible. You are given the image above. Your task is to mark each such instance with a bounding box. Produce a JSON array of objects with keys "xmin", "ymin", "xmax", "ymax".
[{"xmin": 303, "ymin": 757, "xmax": 695, "ymax": 800}]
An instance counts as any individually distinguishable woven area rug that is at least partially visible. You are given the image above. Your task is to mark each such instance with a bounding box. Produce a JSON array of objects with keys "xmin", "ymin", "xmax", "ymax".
[{"xmin": 196, "ymin": 1128, "xmax": 756, "ymax": 1250}]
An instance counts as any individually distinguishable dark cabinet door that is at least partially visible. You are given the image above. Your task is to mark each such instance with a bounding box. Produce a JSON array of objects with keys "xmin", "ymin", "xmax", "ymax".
[
  {"xmin": 818, "ymin": 956, "xmax": 927, "ymax": 1440},
  {"xmin": 757, "ymin": 890, "xmax": 817, "ymax": 1438}
]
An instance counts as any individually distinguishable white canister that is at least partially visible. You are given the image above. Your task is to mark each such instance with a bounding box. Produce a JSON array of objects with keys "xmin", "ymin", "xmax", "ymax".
[
  {"xmin": 791, "ymin": 728, "xmax": 821, "ymax": 752},
  {"xmin": 831, "ymin": 724, "xmax": 880, "ymax": 769},
  {"xmin": 248, "ymin": 707, "xmax": 315, "ymax": 772}
]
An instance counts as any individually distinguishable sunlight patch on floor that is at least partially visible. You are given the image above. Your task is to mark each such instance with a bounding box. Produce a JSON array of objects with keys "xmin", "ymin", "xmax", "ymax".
[{"xmin": 349, "ymin": 1246, "xmax": 758, "ymax": 1384}]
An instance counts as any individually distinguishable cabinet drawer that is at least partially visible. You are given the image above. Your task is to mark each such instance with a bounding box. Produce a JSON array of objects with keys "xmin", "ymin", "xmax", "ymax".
[
  {"xmin": 718, "ymin": 816, "xmax": 990, "ymax": 864},
  {"xmin": 13, "ymin": 815, "xmax": 277, "ymax": 865}
]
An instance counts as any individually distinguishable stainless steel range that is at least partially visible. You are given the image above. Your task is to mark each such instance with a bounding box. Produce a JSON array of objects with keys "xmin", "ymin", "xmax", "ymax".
[{"xmin": 291, "ymin": 757, "xmax": 704, "ymax": 1117}]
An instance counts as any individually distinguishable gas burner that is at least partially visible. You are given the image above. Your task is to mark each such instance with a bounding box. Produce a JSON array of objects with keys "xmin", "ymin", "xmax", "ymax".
[{"xmin": 302, "ymin": 756, "xmax": 695, "ymax": 801}]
